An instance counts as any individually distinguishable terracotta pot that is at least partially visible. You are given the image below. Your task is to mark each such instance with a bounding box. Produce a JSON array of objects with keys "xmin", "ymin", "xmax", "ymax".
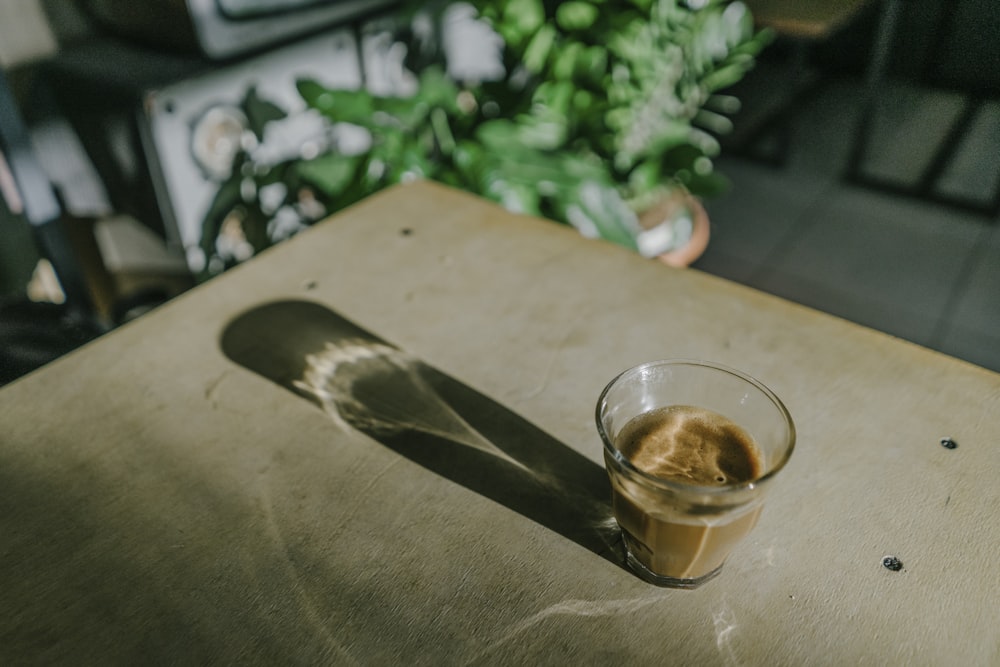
[{"xmin": 637, "ymin": 191, "xmax": 711, "ymax": 268}]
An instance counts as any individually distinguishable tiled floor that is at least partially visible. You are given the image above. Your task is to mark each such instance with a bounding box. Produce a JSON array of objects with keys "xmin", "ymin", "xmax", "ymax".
[{"xmin": 692, "ymin": 75, "xmax": 1000, "ymax": 373}]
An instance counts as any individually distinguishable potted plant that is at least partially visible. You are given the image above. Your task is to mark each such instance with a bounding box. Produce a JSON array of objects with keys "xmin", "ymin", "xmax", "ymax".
[{"xmin": 197, "ymin": 0, "xmax": 771, "ymax": 278}]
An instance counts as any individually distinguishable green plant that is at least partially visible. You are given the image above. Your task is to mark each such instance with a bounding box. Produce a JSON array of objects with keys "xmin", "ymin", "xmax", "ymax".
[{"xmin": 197, "ymin": 0, "xmax": 771, "ymax": 278}]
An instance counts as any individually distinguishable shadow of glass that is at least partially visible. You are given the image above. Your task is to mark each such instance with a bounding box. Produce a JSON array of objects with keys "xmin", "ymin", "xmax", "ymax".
[{"xmin": 220, "ymin": 299, "xmax": 624, "ymax": 567}]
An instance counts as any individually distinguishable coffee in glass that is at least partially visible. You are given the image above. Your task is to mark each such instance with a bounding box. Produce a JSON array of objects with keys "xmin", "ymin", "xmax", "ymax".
[{"xmin": 596, "ymin": 360, "xmax": 795, "ymax": 588}]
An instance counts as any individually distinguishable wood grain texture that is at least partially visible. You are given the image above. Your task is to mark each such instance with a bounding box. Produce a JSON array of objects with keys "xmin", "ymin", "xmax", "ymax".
[{"xmin": 1, "ymin": 181, "xmax": 998, "ymax": 665}]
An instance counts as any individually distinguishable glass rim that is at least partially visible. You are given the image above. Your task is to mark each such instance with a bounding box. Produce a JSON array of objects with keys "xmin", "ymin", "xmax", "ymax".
[{"xmin": 595, "ymin": 358, "xmax": 796, "ymax": 495}]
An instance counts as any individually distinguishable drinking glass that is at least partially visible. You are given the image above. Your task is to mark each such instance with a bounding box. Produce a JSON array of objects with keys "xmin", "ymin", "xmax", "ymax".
[{"xmin": 596, "ymin": 359, "xmax": 795, "ymax": 588}]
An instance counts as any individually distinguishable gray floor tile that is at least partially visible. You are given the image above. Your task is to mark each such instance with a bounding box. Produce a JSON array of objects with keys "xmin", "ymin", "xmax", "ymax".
[
  {"xmin": 937, "ymin": 325, "xmax": 1000, "ymax": 374},
  {"xmin": 726, "ymin": 69, "xmax": 865, "ymax": 178},
  {"xmin": 747, "ymin": 267, "xmax": 941, "ymax": 345},
  {"xmin": 784, "ymin": 78, "xmax": 869, "ymax": 177},
  {"xmin": 695, "ymin": 70, "xmax": 1000, "ymax": 373},
  {"xmin": 858, "ymin": 83, "xmax": 968, "ymax": 186},
  {"xmin": 697, "ymin": 157, "xmax": 831, "ymax": 280},
  {"xmin": 750, "ymin": 185, "xmax": 985, "ymax": 327},
  {"xmin": 691, "ymin": 247, "xmax": 760, "ymax": 284},
  {"xmin": 937, "ymin": 100, "xmax": 1000, "ymax": 205},
  {"xmin": 937, "ymin": 226, "xmax": 1000, "ymax": 339}
]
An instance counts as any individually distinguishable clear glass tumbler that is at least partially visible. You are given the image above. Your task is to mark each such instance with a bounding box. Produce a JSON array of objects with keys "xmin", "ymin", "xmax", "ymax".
[{"xmin": 596, "ymin": 359, "xmax": 795, "ymax": 588}]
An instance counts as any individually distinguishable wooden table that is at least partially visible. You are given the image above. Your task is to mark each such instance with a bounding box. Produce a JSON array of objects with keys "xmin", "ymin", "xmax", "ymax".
[{"xmin": 2, "ymin": 182, "xmax": 998, "ymax": 664}]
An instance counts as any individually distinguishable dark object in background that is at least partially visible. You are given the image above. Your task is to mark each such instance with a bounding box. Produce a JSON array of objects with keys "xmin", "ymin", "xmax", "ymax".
[
  {"xmin": 78, "ymin": 0, "xmax": 398, "ymax": 60},
  {"xmin": 1, "ymin": 70, "xmax": 110, "ymax": 385},
  {"xmin": 1, "ymin": 69, "xmax": 96, "ymax": 321},
  {"xmin": 0, "ymin": 298, "xmax": 103, "ymax": 386}
]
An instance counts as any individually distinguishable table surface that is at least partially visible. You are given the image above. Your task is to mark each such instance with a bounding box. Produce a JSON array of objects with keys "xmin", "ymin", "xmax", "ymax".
[{"xmin": 2, "ymin": 182, "xmax": 998, "ymax": 665}]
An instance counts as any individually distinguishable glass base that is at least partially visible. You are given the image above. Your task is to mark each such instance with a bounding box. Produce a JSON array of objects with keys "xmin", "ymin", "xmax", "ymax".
[{"xmin": 623, "ymin": 543, "xmax": 724, "ymax": 589}]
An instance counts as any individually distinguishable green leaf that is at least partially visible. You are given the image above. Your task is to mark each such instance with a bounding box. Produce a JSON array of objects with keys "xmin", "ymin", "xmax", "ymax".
[
  {"xmin": 559, "ymin": 180, "xmax": 640, "ymax": 251},
  {"xmin": 296, "ymin": 79, "xmax": 333, "ymax": 110},
  {"xmin": 618, "ymin": 117, "xmax": 698, "ymax": 167},
  {"xmin": 374, "ymin": 96, "xmax": 429, "ymax": 128},
  {"xmin": 572, "ymin": 89, "xmax": 594, "ymax": 112},
  {"xmin": 394, "ymin": 148, "xmax": 435, "ymax": 183},
  {"xmin": 253, "ymin": 162, "xmax": 293, "ymax": 188},
  {"xmin": 242, "ymin": 87, "xmax": 286, "ymax": 141},
  {"xmin": 430, "ymin": 107, "xmax": 456, "ymax": 155},
  {"xmin": 241, "ymin": 206, "xmax": 271, "ymax": 253},
  {"xmin": 683, "ymin": 169, "xmax": 730, "ymax": 199},
  {"xmin": 578, "ymin": 46, "xmax": 608, "ymax": 82},
  {"xmin": 415, "ymin": 66, "xmax": 460, "ymax": 110},
  {"xmin": 660, "ymin": 143, "xmax": 709, "ymax": 174},
  {"xmin": 502, "ymin": 0, "xmax": 546, "ymax": 41},
  {"xmin": 514, "ymin": 114, "xmax": 567, "ymax": 150},
  {"xmin": 491, "ymin": 151, "xmax": 576, "ymax": 189},
  {"xmin": 532, "ymin": 80, "xmax": 574, "ymax": 115},
  {"xmin": 486, "ymin": 178, "xmax": 542, "ymax": 216},
  {"xmin": 556, "ymin": 2, "xmax": 599, "ymax": 31},
  {"xmin": 522, "ymin": 23, "xmax": 557, "ymax": 73},
  {"xmin": 700, "ymin": 59, "xmax": 755, "ymax": 92},
  {"xmin": 297, "ymin": 79, "xmax": 375, "ymax": 126},
  {"xmin": 552, "ymin": 41, "xmax": 584, "ymax": 80},
  {"xmin": 295, "ymin": 153, "xmax": 362, "ymax": 199},
  {"xmin": 475, "ymin": 120, "xmax": 520, "ymax": 150},
  {"xmin": 627, "ymin": 160, "xmax": 662, "ymax": 197},
  {"xmin": 452, "ymin": 140, "xmax": 485, "ymax": 174}
]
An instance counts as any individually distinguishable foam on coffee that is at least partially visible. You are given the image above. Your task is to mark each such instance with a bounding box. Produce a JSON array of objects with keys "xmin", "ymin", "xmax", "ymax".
[
  {"xmin": 616, "ymin": 405, "xmax": 762, "ymax": 486},
  {"xmin": 608, "ymin": 405, "xmax": 767, "ymax": 582}
]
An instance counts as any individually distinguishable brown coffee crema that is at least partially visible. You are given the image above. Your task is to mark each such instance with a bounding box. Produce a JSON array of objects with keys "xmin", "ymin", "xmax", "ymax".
[
  {"xmin": 616, "ymin": 405, "xmax": 762, "ymax": 486},
  {"xmin": 610, "ymin": 405, "xmax": 767, "ymax": 581}
]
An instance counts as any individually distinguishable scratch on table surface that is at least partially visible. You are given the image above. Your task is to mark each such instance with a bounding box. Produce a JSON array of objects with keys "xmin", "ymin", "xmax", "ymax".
[
  {"xmin": 314, "ymin": 456, "xmax": 406, "ymax": 546},
  {"xmin": 473, "ymin": 595, "xmax": 663, "ymax": 660},
  {"xmin": 258, "ymin": 482, "xmax": 360, "ymax": 665},
  {"xmin": 520, "ymin": 312, "xmax": 585, "ymax": 399},
  {"xmin": 350, "ymin": 457, "xmax": 404, "ymax": 506},
  {"xmin": 204, "ymin": 370, "xmax": 229, "ymax": 406},
  {"xmin": 713, "ymin": 602, "xmax": 742, "ymax": 667},
  {"xmin": 761, "ymin": 544, "xmax": 777, "ymax": 568}
]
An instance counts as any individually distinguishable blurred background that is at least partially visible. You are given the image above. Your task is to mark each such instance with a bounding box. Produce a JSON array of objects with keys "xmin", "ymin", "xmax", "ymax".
[{"xmin": 1, "ymin": 0, "xmax": 998, "ymax": 386}]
